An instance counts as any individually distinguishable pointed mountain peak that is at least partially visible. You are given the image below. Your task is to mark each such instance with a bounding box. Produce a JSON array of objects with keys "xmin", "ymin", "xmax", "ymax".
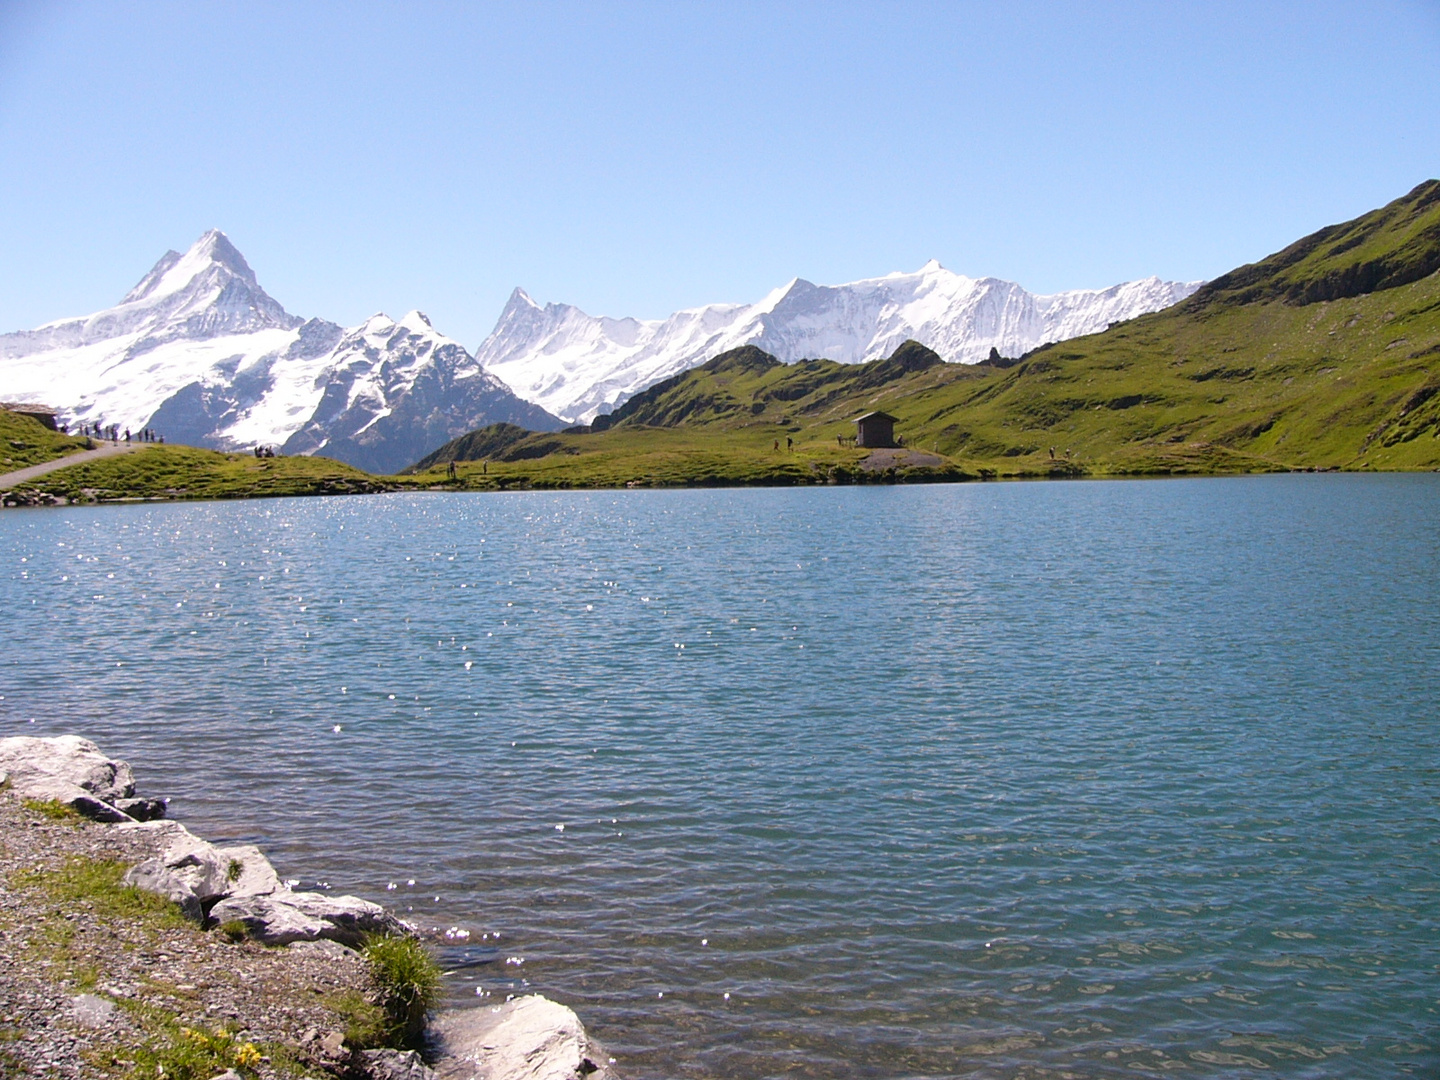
[
  {"xmin": 398, "ymin": 310, "xmax": 436, "ymax": 334},
  {"xmin": 506, "ymin": 287, "xmax": 539, "ymax": 310},
  {"xmin": 188, "ymin": 229, "xmax": 257, "ymax": 285},
  {"xmin": 119, "ymin": 229, "xmax": 261, "ymax": 307}
]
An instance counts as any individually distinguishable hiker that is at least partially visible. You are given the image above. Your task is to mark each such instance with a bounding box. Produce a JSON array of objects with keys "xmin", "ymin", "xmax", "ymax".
[
  {"xmin": 773, "ymin": 439, "xmax": 780, "ymax": 451},
  {"xmin": 786, "ymin": 436, "xmax": 793, "ymax": 451},
  {"xmin": 447, "ymin": 461, "xmax": 457, "ymax": 480},
  {"xmin": 1049, "ymin": 447, "xmax": 1055, "ymax": 459},
  {"xmin": 124, "ymin": 428, "xmax": 131, "ymax": 442}
]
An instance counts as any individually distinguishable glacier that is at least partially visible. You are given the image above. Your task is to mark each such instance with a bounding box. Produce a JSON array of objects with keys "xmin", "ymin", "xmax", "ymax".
[
  {"xmin": 0, "ymin": 231, "xmax": 561, "ymax": 475},
  {"xmin": 475, "ymin": 261, "xmax": 1203, "ymax": 423}
]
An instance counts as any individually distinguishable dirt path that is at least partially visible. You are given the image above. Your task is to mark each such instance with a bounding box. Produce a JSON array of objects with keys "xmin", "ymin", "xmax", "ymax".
[
  {"xmin": 0, "ymin": 441, "xmax": 139, "ymax": 488},
  {"xmin": 859, "ymin": 447, "xmax": 946, "ymax": 471}
]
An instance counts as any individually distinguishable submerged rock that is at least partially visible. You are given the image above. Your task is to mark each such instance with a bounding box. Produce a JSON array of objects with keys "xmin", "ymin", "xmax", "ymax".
[
  {"xmin": 361, "ymin": 1048, "xmax": 437, "ymax": 1079},
  {"xmin": 430, "ymin": 995, "xmax": 618, "ymax": 1080}
]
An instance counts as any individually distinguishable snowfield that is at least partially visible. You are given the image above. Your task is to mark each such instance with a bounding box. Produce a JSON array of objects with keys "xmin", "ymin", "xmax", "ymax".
[{"xmin": 475, "ymin": 260, "xmax": 1202, "ymax": 423}]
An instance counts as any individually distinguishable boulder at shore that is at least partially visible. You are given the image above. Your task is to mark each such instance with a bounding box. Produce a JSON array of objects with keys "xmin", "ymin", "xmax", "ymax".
[
  {"xmin": 0, "ymin": 734, "xmax": 166, "ymax": 821},
  {"xmin": 430, "ymin": 995, "xmax": 619, "ymax": 1080}
]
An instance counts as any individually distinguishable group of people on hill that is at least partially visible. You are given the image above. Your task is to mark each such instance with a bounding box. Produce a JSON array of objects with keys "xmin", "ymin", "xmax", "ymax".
[
  {"xmin": 253, "ymin": 445, "xmax": 277, "ymax": 458},
  {"xmin": 68, "ymin": 420, "xmax": 162, "ymax": 444}
]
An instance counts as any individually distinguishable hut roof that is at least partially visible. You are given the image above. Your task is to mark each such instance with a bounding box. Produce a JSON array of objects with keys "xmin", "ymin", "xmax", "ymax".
[
  {"xmin": 1, "ymin": 402, "xmax": 57, "ymax": 416},
  {"xmin": 854, "ymin": 411, "xmax": 898, "ymax": 423}
]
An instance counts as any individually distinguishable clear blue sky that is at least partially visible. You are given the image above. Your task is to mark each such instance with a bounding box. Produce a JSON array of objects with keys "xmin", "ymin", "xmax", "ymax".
[{"xmin": 1, "ymin": 1, "xmax": 1437, "ymax": 345}]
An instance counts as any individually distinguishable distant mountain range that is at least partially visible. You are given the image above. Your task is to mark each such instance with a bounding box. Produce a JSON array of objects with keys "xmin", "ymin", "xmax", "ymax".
[
  {"xmin": 0, "ymin": 232, "xmax": 562, "ymax": 475},
  {"xmin": 477, "ymin": 264, "xmax": 1202, "ymax": 423},
  {"xmin": 432, "ymin": 179, "xmax": 1440, "ymax": 481},
  {"xmin": 0, "ymin": 233, "xmax": 1199, "ymax": 471}
]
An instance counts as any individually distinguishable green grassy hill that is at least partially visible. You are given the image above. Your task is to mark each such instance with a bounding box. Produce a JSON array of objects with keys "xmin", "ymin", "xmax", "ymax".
[
  {"xmin": 0, "ymin": 410, "xmax": 93, "ymax": 470},
  {"xmin": 412, "ymin": 180, "xmax": 1440, "ymax": 485},
  {"xmin": 2, "ymin": 442, "xmax": 404, "ymax": 505}
]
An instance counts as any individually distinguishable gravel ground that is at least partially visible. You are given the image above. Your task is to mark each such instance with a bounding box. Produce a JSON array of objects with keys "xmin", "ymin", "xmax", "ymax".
[{"xmin": 0, "ymin": 789, "xmax": 377, "ymax": 1079}]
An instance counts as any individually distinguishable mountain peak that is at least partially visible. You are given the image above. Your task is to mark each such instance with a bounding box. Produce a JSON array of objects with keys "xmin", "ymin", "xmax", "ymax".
[
  {"xmin": 188, "ymin": 229, "xmax": 257, "ymax": 285},
  {"xmin": 120, "ymin": 228, "xmax": 259, "ymax": 307}
]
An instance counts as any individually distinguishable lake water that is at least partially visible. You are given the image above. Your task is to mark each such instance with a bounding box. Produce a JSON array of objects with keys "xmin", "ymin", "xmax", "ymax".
[{"xmin": 2, "ymin": 477, "xmax": 1437, "ymax": 1078}]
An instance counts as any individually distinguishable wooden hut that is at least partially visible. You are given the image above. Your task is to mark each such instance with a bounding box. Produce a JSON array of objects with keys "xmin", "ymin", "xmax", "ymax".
[
  {"xmin": 854, "ymin": 411, "xmax": 898, "ymax": 449},
  {"xmin": 1, "ymin": 402, "xmax": 58, "ymax": 431}
]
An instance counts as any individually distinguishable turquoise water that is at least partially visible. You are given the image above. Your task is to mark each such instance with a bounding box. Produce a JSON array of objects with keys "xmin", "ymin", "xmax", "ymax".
[{"xmin": 2, "ymin": 477, "xmax": 1437, "ymax": 1078}]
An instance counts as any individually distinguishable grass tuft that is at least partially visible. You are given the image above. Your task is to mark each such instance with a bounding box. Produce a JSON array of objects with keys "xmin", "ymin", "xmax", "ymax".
[
  {"xmin": 21, "ymin": 798, "xmax": 81, "ymax": 821},
  {"xmin": 362, "ymin": 934, "xmax": 441, "ymax": 1049}
]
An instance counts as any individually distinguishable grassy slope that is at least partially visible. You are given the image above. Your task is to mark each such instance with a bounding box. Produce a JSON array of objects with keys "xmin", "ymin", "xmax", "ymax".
[
  {"xmin": 5, "ymin": 444, "xmax": 405, "ymax": 502},
  {"xmin": 405, "ymin": 345, "xmax": 993, "ymax": 489},
  {"xmin": 914, "ymin": 267, "xmax": 1440, "ymax": 474},
  {"xmin": 0, "ymin": 411, "xmax": 94, "ymax": 470}
]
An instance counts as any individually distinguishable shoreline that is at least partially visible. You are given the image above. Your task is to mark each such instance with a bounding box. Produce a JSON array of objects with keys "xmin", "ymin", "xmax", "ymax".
[
  {"xmin": 4, "ymin": 457, "xmax": 1436, "ymax": 510},
  {"xmin": 0, "ymin": 735, "xmax": 618, "ymax": 1080}
]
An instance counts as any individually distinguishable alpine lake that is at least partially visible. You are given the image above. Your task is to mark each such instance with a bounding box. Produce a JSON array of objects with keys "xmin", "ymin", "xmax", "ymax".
[{"xmin": 2, "ymin": 475, "xmax": 1437, "ymax": 1079}]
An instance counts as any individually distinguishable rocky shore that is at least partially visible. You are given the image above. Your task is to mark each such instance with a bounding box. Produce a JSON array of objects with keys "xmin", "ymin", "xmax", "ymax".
[{"xmin": 0, "ymin": 736, "xmax": 618, "ymax": 1080}]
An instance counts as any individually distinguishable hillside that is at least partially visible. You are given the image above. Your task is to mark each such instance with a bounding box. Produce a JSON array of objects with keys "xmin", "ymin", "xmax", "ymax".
[
  {"xmin": 0, "ymin": 409, "xmax": 93, "ymax": 471},
  {"xmin": 1, "ymin": 441, "xmax": 406, "ymax": 506},
  {"xmin": 413, "ymin": 181, "xmax": 1440, "ymax": 483}
]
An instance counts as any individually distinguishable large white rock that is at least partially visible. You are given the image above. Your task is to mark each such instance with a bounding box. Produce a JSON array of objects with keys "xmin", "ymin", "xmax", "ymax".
[
  {"xmin": 0, "ymin": 735, "xmax": 152, "ymax": 820},
  {"xmin": 215, "ymin": 843, "xmax": 282, "ymax": 898},
  {"xmin": 430, "ymin": 996, "xmax": 617, "ymax": 1080},
  {"xmin": 123, "ymin": 825, "xmax": 282, "ymax": 920},
  {"xmin": 0, "ymin": 735, "xmax": 135, "ymax": 800},
  {"xmin": 208, "ymin": 889, "xmax": 411, "ymax": 947}
]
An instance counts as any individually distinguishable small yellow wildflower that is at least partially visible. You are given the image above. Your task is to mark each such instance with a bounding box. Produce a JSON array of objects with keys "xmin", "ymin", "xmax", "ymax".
[{"xmin": 234, "ymin": 1042, "xmax": 262, "ymax": 1068}]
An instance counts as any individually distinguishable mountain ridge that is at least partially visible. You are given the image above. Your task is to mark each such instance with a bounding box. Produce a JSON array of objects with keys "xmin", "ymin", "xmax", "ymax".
[
  {"xmin": 0, "ymin": 232, "xmax": 562, "ymax": 474},
  {"xmin": 474, "ymin": 263, "xmax": 1202, "ymax": 423}
]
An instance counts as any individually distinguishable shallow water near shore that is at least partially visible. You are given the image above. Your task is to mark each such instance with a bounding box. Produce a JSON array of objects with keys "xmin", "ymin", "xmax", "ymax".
[{"xmin": 2, "ymin": 476, "xmax": 1438, "ymax": 1078}]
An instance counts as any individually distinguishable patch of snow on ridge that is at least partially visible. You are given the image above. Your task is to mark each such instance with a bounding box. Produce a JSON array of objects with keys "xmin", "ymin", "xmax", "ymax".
[{"xmin": 476, "ymin": 262, "xmax": 1202, "ymax": 423}]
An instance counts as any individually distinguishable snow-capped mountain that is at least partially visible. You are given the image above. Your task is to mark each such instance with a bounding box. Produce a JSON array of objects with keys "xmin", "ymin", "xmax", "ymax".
[
  {"xmin": 0, "ymin": 231, "xmax": 561, "ymax": 474},
  {"xmin": 476, "ymin": 262, "xmax": 1202, "ymax": 423}
]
